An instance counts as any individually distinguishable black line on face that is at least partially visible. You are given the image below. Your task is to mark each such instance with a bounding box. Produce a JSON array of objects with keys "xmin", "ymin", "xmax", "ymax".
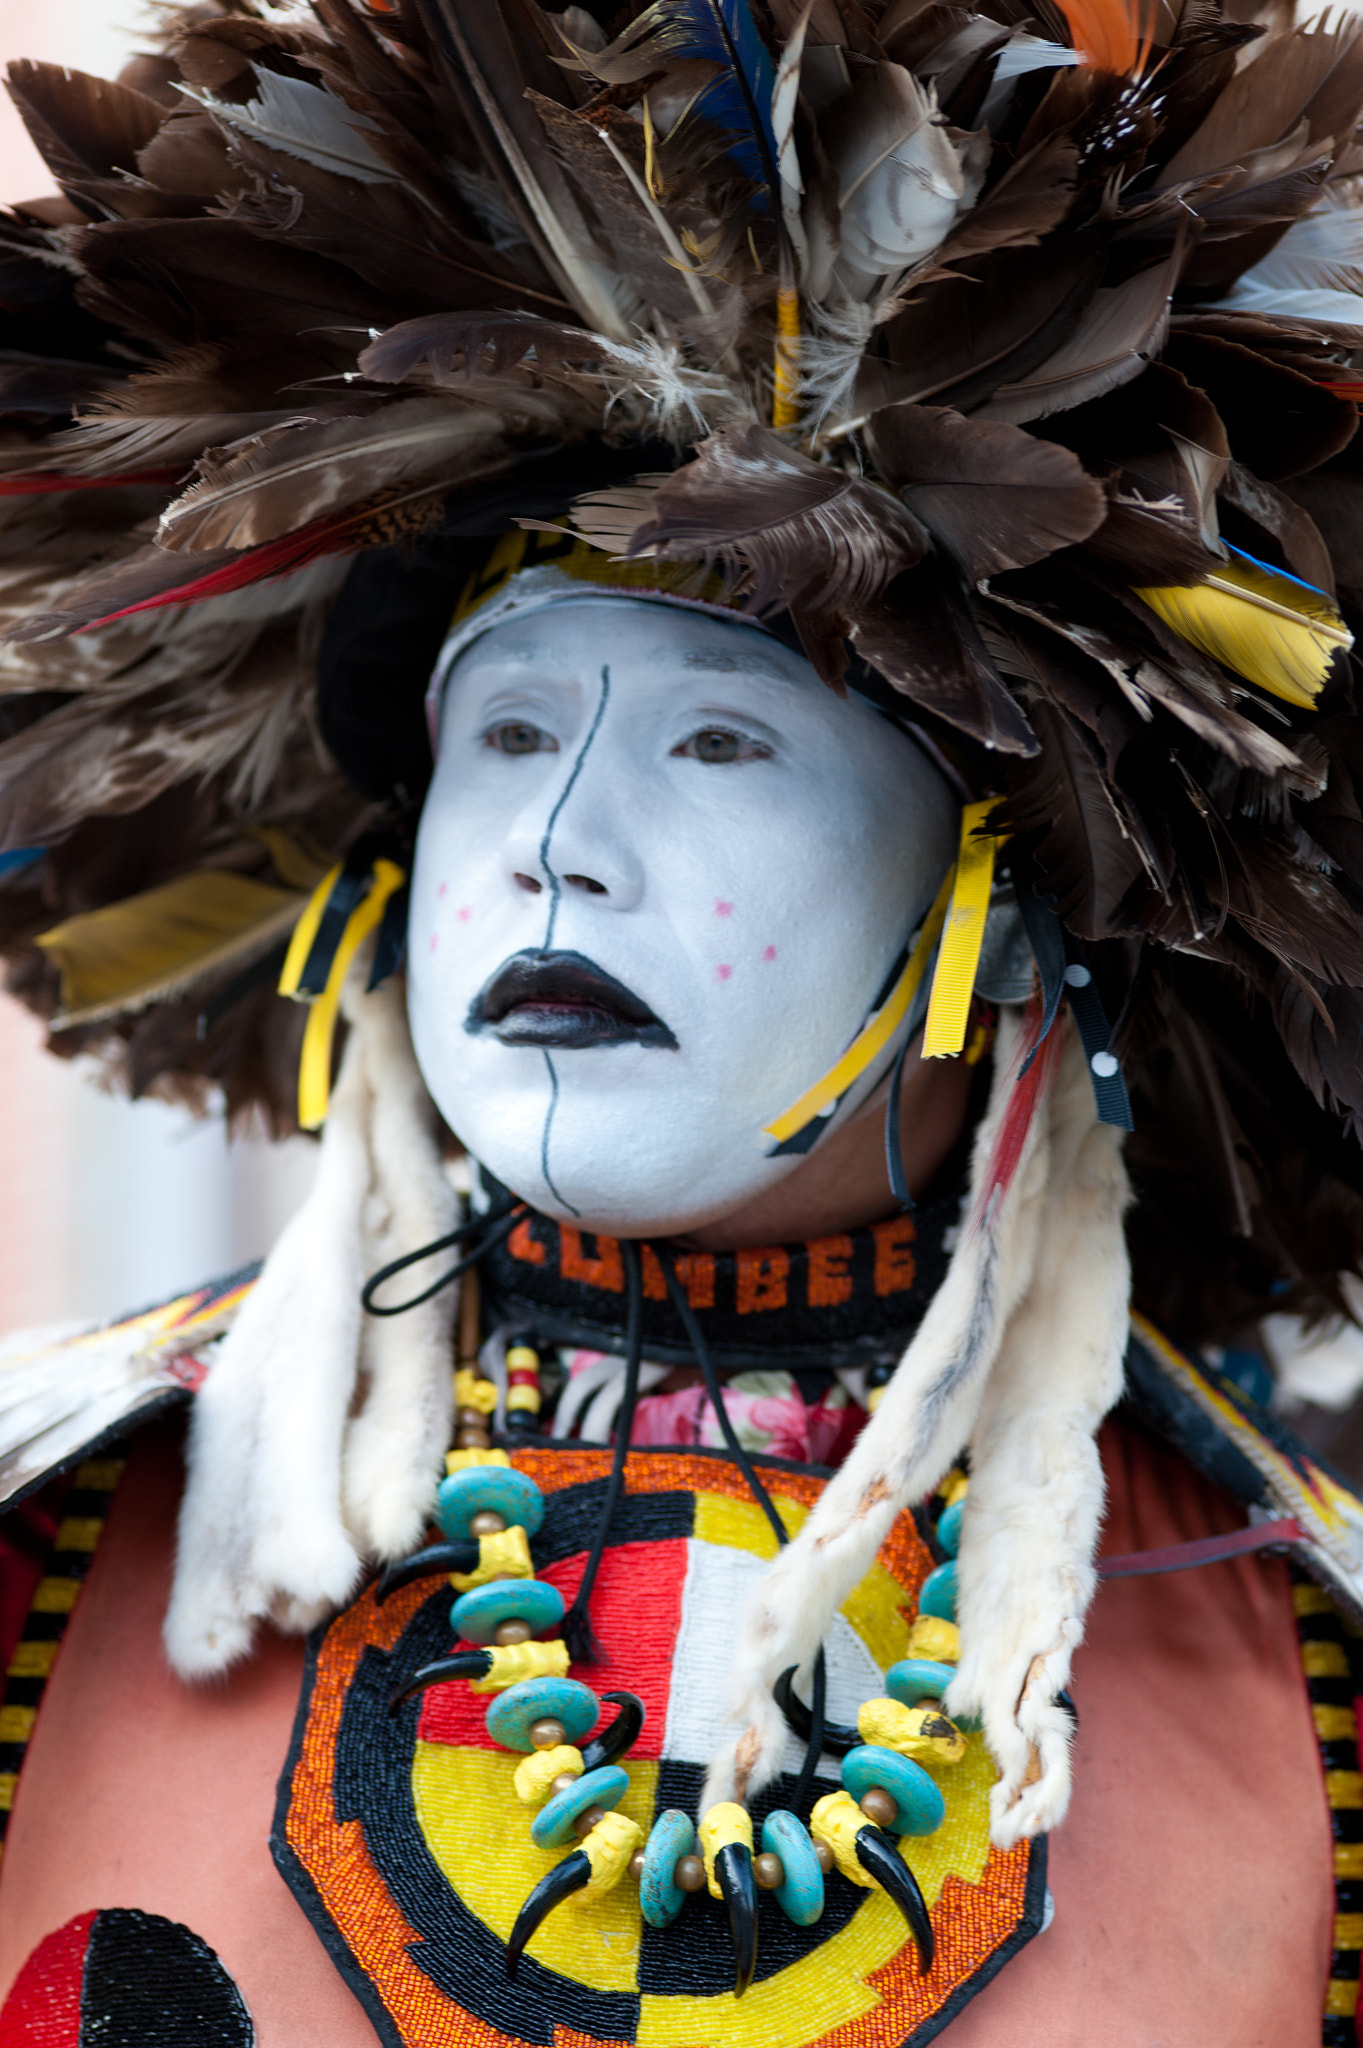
[
  {"xmin": 539, "ymin": 1049, "xmax": 580, "ymax": 1218},
  {"xmin": 540, "ymin": 664, "xmax": 611, "ymax": 952}
]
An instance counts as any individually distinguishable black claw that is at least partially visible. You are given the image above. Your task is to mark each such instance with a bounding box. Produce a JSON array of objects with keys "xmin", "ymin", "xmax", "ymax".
[
  {"xmin": 507, "ymin": 1851, "xmax": 591, "ymax": 1976},
  {"xmin": 1057, "ymin": 1689, "xmax": 1078, "ymax": 1726},
  {"xmin": 855, "ymin": 1825, "xmax": 934, "ymax": 1975},
  {"xmin": 375, "ymin": 1541, "xmax": 479, "ymax": 1604},
  {"xmin": 579, "ymin": 1690, "xmax": 646, "ymax": 1771},
  {"xmin": 388, "ymin": 1650, "xmax": 492, "ymax": 1712},
  {"xmin": 774, "ymin": 1666, "xmax": 857, "ymax": 1756},
  {"xmin": 715, "ymin": 1842, "xmax": 758, "ymax": 1998}
]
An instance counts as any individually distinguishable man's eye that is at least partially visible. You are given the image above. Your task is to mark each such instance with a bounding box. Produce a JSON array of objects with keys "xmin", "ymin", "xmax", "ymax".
[
  {"xmin": 484, "ymin": 721, "xmax": 558, "ymax": 755},
  {"xmin": 673, "ymin": 728, "xmax": 770, "ymax": 765}
]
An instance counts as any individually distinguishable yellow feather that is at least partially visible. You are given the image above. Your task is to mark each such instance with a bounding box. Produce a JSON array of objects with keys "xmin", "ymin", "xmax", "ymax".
[
  {"xmin": 1135, "ymin": 557, "xmax": 1352, "ymax": 710},
  {"xmin": 37, "ymin": 870, "xmax": 306, "ymax": 1028}
]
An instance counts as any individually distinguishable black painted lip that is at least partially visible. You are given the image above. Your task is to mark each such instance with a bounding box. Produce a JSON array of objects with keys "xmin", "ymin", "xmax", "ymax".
[{"xmin": 466, "ymin": 949, "xmax": 678, "ymax": 1050}]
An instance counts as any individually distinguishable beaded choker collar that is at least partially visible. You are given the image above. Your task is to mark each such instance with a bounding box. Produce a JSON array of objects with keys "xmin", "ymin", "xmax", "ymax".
[{"xmin": 473, "ymin": 1168, "xmax": 967, "ymax": 1376}]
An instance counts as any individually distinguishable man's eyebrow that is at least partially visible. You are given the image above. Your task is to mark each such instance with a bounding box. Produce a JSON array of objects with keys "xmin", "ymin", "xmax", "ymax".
[{"xmin": 679, "ymin": 649, "xmax": 794, "ymax": 680}]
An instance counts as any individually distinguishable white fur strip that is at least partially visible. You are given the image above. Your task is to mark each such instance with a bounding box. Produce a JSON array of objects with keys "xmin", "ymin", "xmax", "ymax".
[
  {"xmin": 165, "ymin": 1028, "xmax": 372, "ymax": 1675},
  {"xmin": 344, "ymin": 975, "xmax": 459, "ymax": 1561},
  {"xmin": 947, "ymin": 1025, "xmax": 1130, "ymax": 1847},
  {"xmin": 705, "ymin": 1002, "xmax": 1052, "ymax": 1809},
  {"xmin": 165, "ymin": 962, "xmax": 457, "ymax": 1678}
]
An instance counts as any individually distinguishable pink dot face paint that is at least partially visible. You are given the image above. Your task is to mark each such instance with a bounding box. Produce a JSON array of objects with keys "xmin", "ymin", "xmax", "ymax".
[
  {"xmin": 428, "ymin": 932, "xmax": 439, "ymax": 953},
  {"xmin": 762, "ymin": 945, "xmax": 777, "ymax": 962},
  {"xmin": 715, "ymin": 900, "xmax": 734, "ymax": 918},
  {"xmin": 456, "ymin": 905, "xmax": 473, "ymax": 923},
  {"xmin": 715, "ymin": 963, "xmax": 733, "ymax": 982}
]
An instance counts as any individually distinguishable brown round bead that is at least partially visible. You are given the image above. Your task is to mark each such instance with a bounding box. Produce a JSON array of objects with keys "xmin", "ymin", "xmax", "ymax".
[
  {"xmin": 674, "ymin": 1855, "xmax": 706, "ymax": 1893},
  {"xmin": 468, "ymin": 1510, "xmax": 507, "ymax": 1538},
  {"xmin": 628, "ymin": 1849, "xmax": 646, "ymax": 1881},
  {"xmin": 572, "ymin": 1805, "xmax": 606, "ymax": 1839},
  {"xmin": 529, "ymin": 1717, "xmax": 567, "ymax": 1750},
  {"xmin": 753, "ymin": 1852, "xmax": 785, "ymax": 1890},
  {"xmin": 859, "ymin": 1787, "xmax": 898, "ymax": 1829},
  {"xmin": 813, "ymin": 1839, "xmax": 835, "ymax": 1875},
  {"xmin": 456, "ymin": 1427, "xmax": 491, "ymax": 1450},
  {"xmin": 549, "ymin": 1772, "xmax": 579, "ymax": 1796},
  {"xmin": 493, "ymin": 1618, "xmax": 532, "ymax": 1646},
  {"xmin": 457, "ymin": 1406, "xmax": 489, "ymax": 1429}
]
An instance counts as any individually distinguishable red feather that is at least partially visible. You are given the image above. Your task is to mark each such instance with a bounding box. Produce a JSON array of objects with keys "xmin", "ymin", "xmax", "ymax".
[{"xmin": 0, "ymin": 470, "xmax": 182, "ymax": 494}]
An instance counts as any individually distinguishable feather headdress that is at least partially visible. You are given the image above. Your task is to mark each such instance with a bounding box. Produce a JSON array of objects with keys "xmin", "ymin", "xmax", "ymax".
[{"xmin": 0, "ymin": 0, "xmax": 1359, "ymax": 1336}]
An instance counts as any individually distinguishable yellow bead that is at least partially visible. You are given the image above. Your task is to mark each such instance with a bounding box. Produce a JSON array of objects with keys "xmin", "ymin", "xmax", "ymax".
[
  {"xmin": 506, "ymin": 1345, "xmax": 541, "ymax": 1372},
  {"xmin": 579, "ymin": 1809, "xmax": 645, "ymax": 1896},
  {"xmin": 449, "ymin": 1524, "xmax": 534, "ymax": 1593},
  {"xmin": 810, "ymin": 1791, "xmax": 876, "ymax": 1888},
  {"xmin": 445, "ymin": 1447, "xmax": 510, "ymax": 1474},
  {"xmin": 858, "ymin": 1695, "xmax": 966, "ymax": 1765},
  {"xmin": 455, "ymin": 1368, "xmax": 499, "ymax": 1415},
  {"xmin": 468, "ymin": 1639, "xmax": 571, "ymax": 1692},
  {"xmin": 906, "ymin": 1616, "xmax": 960, "ymax": 1663},
  {"xmin": 698, "ymin": 1802, "xmax": 753, "ymax": 1900},
  {"xmin": 506, "ymin": 1385, "xmax": 543, "ymax": 1414},
  {"xmin": 513, "ymin": 1745, "xmax": 583, "ymax": 1805}
]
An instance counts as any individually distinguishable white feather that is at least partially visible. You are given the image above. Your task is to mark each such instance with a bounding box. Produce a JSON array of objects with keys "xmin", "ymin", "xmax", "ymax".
[
  {"xmin": 824, "ymin": 63, "xmax": 975, "ymax": 295},
  {"xmin": 180, "ymin": 72, "xmax": 396, "ymax": 186},
  {"xmin": 1223, "ymin": 180, "xmax": 1363, "ymax": 325},
  {"xmin": 772, "ymin": 1, "xmax": 813, "ymax": 277},
  {"xmin": 704, "ymin": 1002, "xmax": 1053, "ymax": 1810}
]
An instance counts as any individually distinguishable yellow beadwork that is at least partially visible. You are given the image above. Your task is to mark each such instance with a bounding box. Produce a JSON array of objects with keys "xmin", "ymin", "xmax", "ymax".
[
  {"xmin": 445, "ymin": 1447, "xmax": 510, "ymax": 1475},
  {"xmin": 810, "ymin": 1791, "xmax": 876, "ymax": 1888},
  {"xmin": 698, "ymin": 1802, "xmax": 753, "ymax": 1899},
  {"xmin": 939, "ymin": 1470, "xmax": 970, "ymax": 1508},
  {"xmin": 906, "ymin": 1616, "xmax": 961, "ymax": 1662},
  {"xmin": 513, "ymin": 1745, "xmax": 583, "ymax": 1805},
  {"xmin": 454, "ymin": 1368, "xmax": 497, "ymax": 1415},
  {"xmin": 858, "ymin": 1696, "xmax": 966, "ymax": 1765},
  {"xmin": 468, "ymin": 1640, "xmax": 572, "ymax": 1692},
  {"xmin": 580, "ymin": 1810, "xmax": 645, "ymax": 1895},
  {"xmin": 450, "ymin": 1526, "xmax": 533, "ymax": 1593}
]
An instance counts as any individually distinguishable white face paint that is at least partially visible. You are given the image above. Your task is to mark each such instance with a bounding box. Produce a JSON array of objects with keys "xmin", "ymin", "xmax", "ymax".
[{"xmin": 407, "ymin": 598, "xmax": 957, "ymax": 1236}]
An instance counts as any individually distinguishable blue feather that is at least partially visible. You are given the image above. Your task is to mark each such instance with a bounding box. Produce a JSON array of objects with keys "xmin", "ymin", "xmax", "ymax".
[{"xmin": 630, "ymin": 0, "xmax": 780, "ymax": 192}]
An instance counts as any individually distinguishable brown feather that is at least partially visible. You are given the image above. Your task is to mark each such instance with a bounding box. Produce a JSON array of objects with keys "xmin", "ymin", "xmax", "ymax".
[{"xmin": 865, "ymin": 402, "xmax": 1107, "ymax": 579}]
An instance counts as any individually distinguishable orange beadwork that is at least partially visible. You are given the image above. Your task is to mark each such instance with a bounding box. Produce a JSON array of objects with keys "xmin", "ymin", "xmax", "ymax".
[{"xmin": 276, "ymin": 1446, "xmax": 1042, "ymax": 2048}]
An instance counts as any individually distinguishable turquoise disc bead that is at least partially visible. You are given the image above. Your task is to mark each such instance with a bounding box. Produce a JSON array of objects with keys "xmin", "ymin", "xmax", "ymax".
[
  {"xmin": 640, "ymin": 1810, "xmax": 696, "ymax": 1927},
  {"xmin": 841, "ymin": 1745, "xmax": 945, "ymax": 1837},
  {"xmin": 450, "ymin": 1577, "xmax": 564, "ymax": 1646},
  {"xmin": 919, "ymin": 1561, "xmax": 958, "ymax": 1623},
  {"xmin": 761, "ymin": 1810, "xmax": 824, "ymax": 1927},
  {"xmin": 935, "ymin": 1499, "xmax": 964, "ymax": 1557},
  {"xmin": 885, "ymin": 1658, "xmax": 956, "ymax": 1705},
  {"xmin": 436, "ymin": 1466, "xmax": 544, "ymax": 1542},
  {"xmin": 485, "ymin": 1677, "xmax": 599, "ymax": 1752},
  {"xmin": 531, "ymin": 1765, "xmax": 629, "ymax": 1850}
]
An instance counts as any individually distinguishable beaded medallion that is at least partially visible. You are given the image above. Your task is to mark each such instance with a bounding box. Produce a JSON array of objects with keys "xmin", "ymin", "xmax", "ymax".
[{"xmin": 273, "ymin": 1445, "xmax": 1045, "ymax": 2048}]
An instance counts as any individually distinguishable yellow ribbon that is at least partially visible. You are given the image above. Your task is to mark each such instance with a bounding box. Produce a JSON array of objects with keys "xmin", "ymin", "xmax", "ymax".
[
  {"xmin": 278, "ymin": 857, "xmax": 406, "ymax": 1130},
  {"xmin": 923, "ymin": 801, "xmax": 998, "ymax": 1059},
  {"xmin": 763, "ymin": 865, "xmax": 954, "ymax": 1149}
]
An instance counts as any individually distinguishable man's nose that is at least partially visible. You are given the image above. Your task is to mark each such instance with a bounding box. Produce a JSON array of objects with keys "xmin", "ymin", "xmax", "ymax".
[{"xmin": 500, "ymin": 767, "xmax": 645, "ymax": 911}]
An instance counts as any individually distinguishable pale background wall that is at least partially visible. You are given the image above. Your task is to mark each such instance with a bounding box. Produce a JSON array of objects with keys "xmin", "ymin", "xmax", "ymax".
[{"xmin": 0, "ymin": 1, "xmax": 317, "ymax": 1333}]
